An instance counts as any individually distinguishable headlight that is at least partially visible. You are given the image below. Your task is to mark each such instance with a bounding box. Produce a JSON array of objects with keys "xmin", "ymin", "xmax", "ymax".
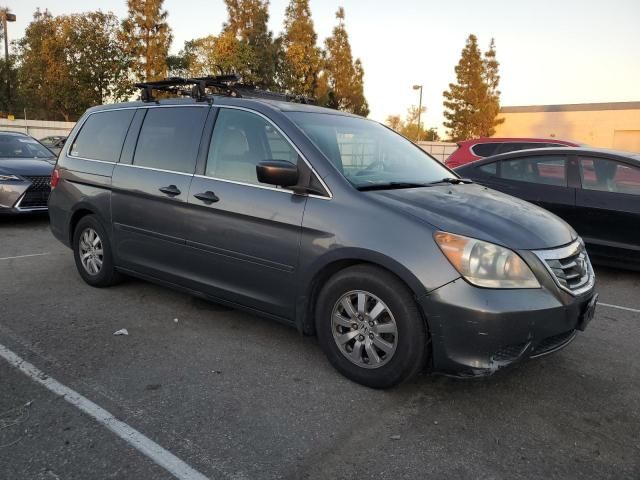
[
  {"xmin": 0, "ymin": 174, "xmax": 22, "ymax": 182},
  {"xmin": 434, "ymin": 231, "xmax": 540, "ymax": 289}
]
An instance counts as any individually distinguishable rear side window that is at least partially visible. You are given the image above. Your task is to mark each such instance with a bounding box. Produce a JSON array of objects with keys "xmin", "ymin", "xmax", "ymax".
[
  {"xmin": 70, "ymin": 110, "xmax": 135, "ymax": 162},
  {"xmin": 133, "ymin": 107, "xmax": 207, "ymax": 174},
  {"xmin": 501, "ymin": 155, "xmax": 567, "ymax": 186},
  {"xmin": 471, "ymin": 143, "xmax": 501, "ymax": 157},
  {"xmin": 579, "ymin": 157, "xmax": 640, "ymax": 195}
]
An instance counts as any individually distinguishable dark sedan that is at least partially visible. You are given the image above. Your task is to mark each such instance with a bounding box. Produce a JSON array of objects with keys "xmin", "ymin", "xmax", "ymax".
[
  {"xmin": 455, "ymin": 147, "xmax": 640, "ymax": 269},
  {"xmin": 0, "ymin": 132, "xmax": 56, "ymax": 214}
]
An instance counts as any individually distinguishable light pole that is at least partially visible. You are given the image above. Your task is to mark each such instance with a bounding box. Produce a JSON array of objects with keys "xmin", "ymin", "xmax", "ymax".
[
  {"xmin": 412, "ymin": 84, "xmax": 423, "ymax": 141},
  {"xmin": 0, "ymin": 9, "xmax": 16, "ymax": 114}
]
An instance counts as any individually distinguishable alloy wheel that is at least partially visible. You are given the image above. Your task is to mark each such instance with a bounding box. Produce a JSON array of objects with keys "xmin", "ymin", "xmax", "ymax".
[
  {"xmin": 331, "ymin": 290, "xmax": 398, "ymax": 369},
  {"xmin": 78, "ymin": 227, "xmax": 104, "ymax": 275}
]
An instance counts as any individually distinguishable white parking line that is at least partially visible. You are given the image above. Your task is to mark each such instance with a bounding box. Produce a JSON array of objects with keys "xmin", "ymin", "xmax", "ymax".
[
  {"xmin": 0, "ymin": 253, "xmax": 50, "ymax": 261},
  {"xmin": 0, "ymin": 343, "xmax": 210, "ymax": 480},
  {"xmin": 599, "ymin": 302, "xmax": 640, "ymax": 314}
]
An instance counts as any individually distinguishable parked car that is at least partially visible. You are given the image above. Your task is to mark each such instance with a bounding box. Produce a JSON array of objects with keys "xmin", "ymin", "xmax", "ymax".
[
  {"xmin": 48, "ymin": 78, "xmax": 597, "ymax": 388},
  {"xmin": 0, "ymin": 131, "xmax": 56, "ymax": 214},
  {"xmin": 40, "ymin": 135, "xmax": 67, "ymax": 156},
  {"xmin": 455, "ymin": 147, "xmax": 640, "ymax": 269},
  {"xmin": 445, "ymin": 137, "xmax": 580, "ymax": 169}
]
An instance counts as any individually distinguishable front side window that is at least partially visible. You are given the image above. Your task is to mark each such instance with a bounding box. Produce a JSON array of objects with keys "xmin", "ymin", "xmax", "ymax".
[
  {"xmin": 206, "ymin": 108, "xmax": 298, "ymax": 186},
  {"xmin": 286, "ymin": 112, "xmax": 450, "ymax": 189},
  {"xmin": 579, "ymin": 157, "xmax": 640, "ymax": 195},
  {"xmin": 478, "ymin": 162, "xmax": 497, "ymax": 176},
  {"xmin": 70, "ymin": 110, "xmax": 135, "ymax": 162},
  {"xmin": 501, "ymin": 155, "xmax": 567, "ymax": 186},
  {"xmin": 133, "ymin": 107, "xmax": 207, "ymax": 174}
]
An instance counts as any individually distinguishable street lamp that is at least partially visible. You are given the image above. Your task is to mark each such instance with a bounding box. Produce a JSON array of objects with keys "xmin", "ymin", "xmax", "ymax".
[
  {"xmin": 412, "ymin": 84, "xmax": 423, "ymax": 141},
  {"xmin": 0, "ymin": 9, "xmax": 16, "ymax": 114}
]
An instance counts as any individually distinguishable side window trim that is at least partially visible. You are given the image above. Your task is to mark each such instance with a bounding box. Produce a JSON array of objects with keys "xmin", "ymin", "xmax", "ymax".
[{"xmin": 198, "ymin": 105, "xmax": 332, "ymax": 199}]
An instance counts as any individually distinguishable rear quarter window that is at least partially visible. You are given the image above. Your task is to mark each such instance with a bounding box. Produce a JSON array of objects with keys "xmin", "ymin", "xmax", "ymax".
[
  {"xmin": 471, "ymin": 143, "xmax": 502, "ymax": 157},
  {"xmin": 70, "ymin": 110, "xmax": 135, "ymax": 162}
]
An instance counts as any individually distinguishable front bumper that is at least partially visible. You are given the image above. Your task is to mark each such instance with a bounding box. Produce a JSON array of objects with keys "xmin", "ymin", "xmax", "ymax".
[
  {"xmin": 420, "ymin": 277, "xmax": 596, "ymax": 377},
  {"xmin": 0, "ymin": 178, "xmax": 51, "ymax": 214}
]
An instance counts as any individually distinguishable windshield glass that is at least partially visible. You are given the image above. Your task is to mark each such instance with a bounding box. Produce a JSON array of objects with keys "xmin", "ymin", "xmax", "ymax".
[
  {"xmin": 286, "ymin": 112, "xmax": 452, "ymax": 188},
  {"xmin": 0, "ymin": 135, "xmax": 54, "ymax": 159}
]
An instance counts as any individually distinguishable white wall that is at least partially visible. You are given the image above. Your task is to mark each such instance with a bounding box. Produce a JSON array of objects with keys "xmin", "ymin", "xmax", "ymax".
[
  {"xmin": 416, "ymin": 141, "xmax": 457, "ymax": 162},
  {"xmin": 0, "ymin": 119, "xmax": 76, "ymax": 140}
]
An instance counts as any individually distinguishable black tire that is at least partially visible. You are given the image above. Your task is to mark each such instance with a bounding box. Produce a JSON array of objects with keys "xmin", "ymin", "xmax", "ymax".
[
  {"xmin": 315, "ymin": 265, "xmax": 429, "ymax": 389},
  {"xmin": 72, "ymin": 214, "xmax": 121, "ymax": 287}
]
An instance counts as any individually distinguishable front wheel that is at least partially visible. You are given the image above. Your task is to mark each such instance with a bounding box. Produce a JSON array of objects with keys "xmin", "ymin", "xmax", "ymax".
[{"xmin": 315, "ymin": 265, "xmax": 429, "ymax": 388}]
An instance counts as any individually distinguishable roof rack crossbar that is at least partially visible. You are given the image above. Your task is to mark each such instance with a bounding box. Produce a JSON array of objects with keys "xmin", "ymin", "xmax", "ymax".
[{"xmin": 134, "ymin": 75, "xmax": 316, "ymax": 104}]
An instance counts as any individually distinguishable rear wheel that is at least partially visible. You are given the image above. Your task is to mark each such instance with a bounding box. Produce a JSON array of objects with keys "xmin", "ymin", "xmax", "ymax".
[
  {"xmin": 316, "ymin": 265, "xmax": 429, "ymax": 388},
  {"xmin": 73, "ymin": 215, "xmax": 121, "ymax": 287}
]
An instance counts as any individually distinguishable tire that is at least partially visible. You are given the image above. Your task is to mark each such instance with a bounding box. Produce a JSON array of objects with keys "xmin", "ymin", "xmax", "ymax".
[
  {"xmin": 72, "ymin": 214, "xmax": 121, "ymax": 287},
  {"xmin": 315, "ymin": 265, "xmax": 429, "ymax": 389}
]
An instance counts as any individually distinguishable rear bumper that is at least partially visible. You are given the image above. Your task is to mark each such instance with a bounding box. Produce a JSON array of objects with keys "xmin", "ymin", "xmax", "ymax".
[{"xmin": 420, "ymin": 278, "xmax": 596, "ymax": 377}]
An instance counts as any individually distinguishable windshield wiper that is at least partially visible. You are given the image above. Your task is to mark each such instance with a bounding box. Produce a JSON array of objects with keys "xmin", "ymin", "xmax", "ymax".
[
  {"xmin": 357, "ymin": 181, "xmax": 430, "ymax": 191},
  {"xmin": 426, "ymin": 177, "xmax": 473, "ymax": 185}
]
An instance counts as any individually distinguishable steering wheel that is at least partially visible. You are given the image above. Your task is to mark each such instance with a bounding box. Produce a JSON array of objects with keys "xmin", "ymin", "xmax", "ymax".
[{"xmin": 355, "ymin": 160, "xmax": 384, "ymax": 176}]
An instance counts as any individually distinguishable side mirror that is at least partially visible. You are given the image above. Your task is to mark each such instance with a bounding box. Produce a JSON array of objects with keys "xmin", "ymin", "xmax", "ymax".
[{"xmin": 256, "ymin": 160, "xmax": 299, "ymax": 187}]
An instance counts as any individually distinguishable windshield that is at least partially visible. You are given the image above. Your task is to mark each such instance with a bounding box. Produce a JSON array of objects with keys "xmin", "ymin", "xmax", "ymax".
[
  {"xmin": 0, "ymin": 135, "xmax": 54, "ymax": 159},
  {"xmin": 286, "ymin": 112, "xmax": 453, "ymax": 189}
]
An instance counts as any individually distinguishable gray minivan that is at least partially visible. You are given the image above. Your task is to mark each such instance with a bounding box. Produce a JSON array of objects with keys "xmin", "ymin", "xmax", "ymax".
[{"xmin": 49, "ymin": 85, "xmax": 597, "ymax": 388}]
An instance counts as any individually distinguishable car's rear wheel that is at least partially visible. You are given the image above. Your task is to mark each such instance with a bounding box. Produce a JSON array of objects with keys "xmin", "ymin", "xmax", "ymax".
[
  {"xmin": 73, "ymin": 215, "xmax": 120, "ymax": 287},
  {"xmin": 316, "ymin": 265, "xmax": 429, "ymax": 388}
]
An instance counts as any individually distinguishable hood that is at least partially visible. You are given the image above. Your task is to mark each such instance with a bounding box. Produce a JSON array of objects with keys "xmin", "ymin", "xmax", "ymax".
[
  {"xmin": 0, "ymin": 158, "xmax": 55, "ymax": 176},
  {"xmin": 367, "ymin": 183, "xmax": 575, "ymax": 250}
]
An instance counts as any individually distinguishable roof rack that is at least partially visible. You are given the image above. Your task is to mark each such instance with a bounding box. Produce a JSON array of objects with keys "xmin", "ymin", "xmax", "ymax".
[{"xmin": 134, "ymin": 75, "xmax": 315, "ymax": 104}]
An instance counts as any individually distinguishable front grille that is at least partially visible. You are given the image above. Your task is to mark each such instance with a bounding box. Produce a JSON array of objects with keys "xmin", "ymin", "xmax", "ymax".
[
  {"xmin": 533, "ymin": 241, "xmax": 594, "ymax": 295},
  {"xmin": 530, "ymin": 330, "xmax": 576, "ymax": 357},
  {"xmin": 19, "ymin": 175, "xmax": 51, "ymax": 209},
  {"xmin": 493, "ymin": 342, "xmax": 528, "ymax": 362}
]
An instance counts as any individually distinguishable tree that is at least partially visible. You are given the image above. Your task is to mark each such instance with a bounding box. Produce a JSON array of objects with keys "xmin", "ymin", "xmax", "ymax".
[
  {"xmin": 321, "ymin": 8, "xmax": 369, "ymax": 116},
  {"xmin": 120, "ymin": 0, "xmax": 172, "ymax": 82},
  {"xmin": 222, "ymin": 0, "xmax": 279, "ymax": 89},
  {"xmin": 385, "ymin": 106, "xmax": 440, "ymax": 141},
  {"xmin": 442, "ymin": 35, "xmax": 504, "ymax": 141},
  {"xmin": 17, "ymin": 9, "xmax": 132, "ymax": 121},
  {"xmin": 280, "ymin": 0, "xmax": 321, "ymax": 97}
]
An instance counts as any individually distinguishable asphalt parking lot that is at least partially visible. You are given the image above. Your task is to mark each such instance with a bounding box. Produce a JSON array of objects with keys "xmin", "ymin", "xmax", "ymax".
[{"xmin": 1, "ymin": 215, "xmax": 639, "ymax": 480}]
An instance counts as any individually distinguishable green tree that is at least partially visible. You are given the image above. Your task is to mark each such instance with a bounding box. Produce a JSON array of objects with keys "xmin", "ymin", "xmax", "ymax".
[
  {"xmin": 280, "ymin": 0, "xmax": 321, "ymax": 97},
  {"xmin": 442, "ymin": 34, "xmax": 503, "ymax": 141},
  {"xmin": 321, "ymin": 8, "xmax": 368, "ymax": 116},
  {"xmin": 17, "ymin": 9, "xmax": 132, "ymax": 121},
  {"xmin": 222, "ymin": 0, "xmax": 279, "ymax": 88},
  {"xmin": 120, "ymin": 0, "xmax": 172, "ymax": 82}
]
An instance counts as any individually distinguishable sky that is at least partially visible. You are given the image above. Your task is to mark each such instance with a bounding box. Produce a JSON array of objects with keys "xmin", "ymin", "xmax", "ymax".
[{"xmin": 6, "ymin": 0, "xmax": 640, "ymax": 134}]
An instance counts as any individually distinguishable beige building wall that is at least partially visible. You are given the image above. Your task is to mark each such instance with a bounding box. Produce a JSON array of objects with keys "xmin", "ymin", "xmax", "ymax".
[{"xmin": 494, "ymin": 102, "xmax": 640, "ymax": 153}]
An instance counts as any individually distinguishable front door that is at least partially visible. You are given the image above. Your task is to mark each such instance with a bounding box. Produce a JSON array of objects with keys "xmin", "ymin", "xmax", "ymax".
[
  {"xmin": 111, "ymin": 105, "xmax": 210, "ymax": 281},
  {"xmin": 182, "ymin": 107, "xmax": 310, "ymax": 319}
]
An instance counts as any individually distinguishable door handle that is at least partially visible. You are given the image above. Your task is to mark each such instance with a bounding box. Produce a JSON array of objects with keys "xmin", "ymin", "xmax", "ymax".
[
  {"xmin": 194, "ymin": 191, "xmax": 220, "ymax": 204},
  {"xmin": 159, "ymin": 185, "xmax": 181, "ymax": 196}
]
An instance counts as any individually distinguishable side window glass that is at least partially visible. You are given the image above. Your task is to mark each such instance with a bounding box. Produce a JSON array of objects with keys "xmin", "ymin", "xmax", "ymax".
[
  {"xmin": 206, "ymin": 108, "xmax": 298, "ymax": 186},
  {"xmin": 472, "ymin": 143, "xmax": 501, "ymax": 157},
  {"xmin": 70, "ymin": 110, "xmax": 135, "ymax": 162},
  {"xmin": 478, "ymin": 162, "xmax": 497, "ymax": 176},
  {"xmin": 580, "ymin": 157, "xmax": 640, "ymax": 195},
  {"xmin": 133, "ymin": 107, "xmax": 207, "ymax": 174},
  {"xmin": 501, "ymin": 156, "xmax": 567, "ymax": 186}
]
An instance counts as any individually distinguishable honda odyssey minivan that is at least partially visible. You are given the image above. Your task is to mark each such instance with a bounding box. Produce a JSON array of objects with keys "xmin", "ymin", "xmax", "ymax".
[{"xmin": 49, "ymin": 78, "xmax": 597, "ymax": 388}]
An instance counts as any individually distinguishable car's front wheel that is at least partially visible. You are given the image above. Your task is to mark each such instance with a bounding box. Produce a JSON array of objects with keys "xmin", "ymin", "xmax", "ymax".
[
  {"xmin": 316, "ymin": 265, "xmax": 429, "ymax": 388},
  {"xmin": 73, "ymin": 215, "xmax": 121, "ymax": 287}
]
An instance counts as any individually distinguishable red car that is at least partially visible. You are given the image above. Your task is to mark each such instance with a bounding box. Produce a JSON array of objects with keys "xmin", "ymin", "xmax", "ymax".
[{"xmin": 445, "ymin": 137, "xmax": 580, "ymax": 169}]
